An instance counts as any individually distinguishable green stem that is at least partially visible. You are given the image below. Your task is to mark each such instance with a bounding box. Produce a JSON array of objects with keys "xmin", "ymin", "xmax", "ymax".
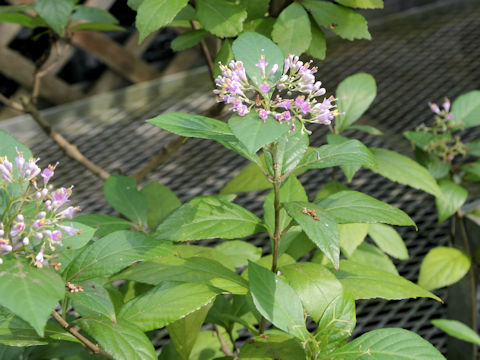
[{"xmin": 271, "ymin": 143, "xmax": 281, "ymax": 273}]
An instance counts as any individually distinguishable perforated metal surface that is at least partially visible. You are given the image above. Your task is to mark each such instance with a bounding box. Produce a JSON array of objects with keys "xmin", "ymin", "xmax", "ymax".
[{"xmin": 2, "ymin": 1, "xmax": 480, "ymax": 355}]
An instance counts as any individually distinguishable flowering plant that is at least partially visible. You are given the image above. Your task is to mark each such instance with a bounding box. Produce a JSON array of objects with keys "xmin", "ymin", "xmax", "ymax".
[{"xmin": 0, "ymin": 33, "xmax": 450, "ymax": 360}]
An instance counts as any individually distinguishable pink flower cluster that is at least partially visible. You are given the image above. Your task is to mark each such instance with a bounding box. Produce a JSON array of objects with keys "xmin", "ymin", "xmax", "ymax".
[
  {"xmin": 214, "ymin": 52, "xmax": 338, "ymax": 134},
  {"xmin": 429, "ymin": 98, "xmax": 453, "ymax": 120},
  {"xmin": 0, "ymin": 149, "xmax": 80, "ymax": 268}
]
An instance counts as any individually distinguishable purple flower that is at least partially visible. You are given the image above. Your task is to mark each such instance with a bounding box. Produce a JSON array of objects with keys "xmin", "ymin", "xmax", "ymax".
[
  {"xmin": 59, "ymin": 206, "xmax": 79, "ymax": 219},
  {"xmin": 259, "ymin": 83, "xmax": 270, "ymax": 93},
  {"xmin": 258, "ymin": 109, "xmax": 268, "ymax": 121},
  {"xmin": 51, "ymin": 187, "xmax": 72, "ymax": 207},
  {"xmin": 59, "ymin": 224, "xmax": 78, "ymax": 236},
  {"xmin": 256, "ymin": 52, "xmax": 268, "ymax": 77},
  {"xmin": 282, "ymin": 111, "xmax": 291, "ymax": 122},
  {"xmin": 34, "ymin": 250, "xmax": 44, "ymax": 268},
  {"xmin": 22, "ymin": 158, "xmax": 41, "ymax": 180},
  {"xmin": 0, "ymin": 157, "xmax": 12, "ymax": 182},
  {"xmin": 15, "ymin": 149, "xmax": 25, "ymax": 172},
  {"xmin": 41, "ymin": 162, "xmax": 58, "ymax": 184},
  {"xmin": 429, "ymin": 102, "xmax": 441, "ymax": 114}
]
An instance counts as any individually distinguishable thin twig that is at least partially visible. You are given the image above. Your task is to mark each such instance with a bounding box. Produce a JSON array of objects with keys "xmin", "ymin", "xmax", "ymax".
[
  {"xmin": 0, "ymin": 93, "xmax": 23, "ymax": 112},
  {"xmin": 51, "ymin": 310, "xmax": 113, "ymax": 359},
  {"xmin": 190, "ymin": 20, "xmax": 215, "ymax": 82},
  {"xmin": 214, "ymin": 324, "xmax": 234, "ymax": 356}
]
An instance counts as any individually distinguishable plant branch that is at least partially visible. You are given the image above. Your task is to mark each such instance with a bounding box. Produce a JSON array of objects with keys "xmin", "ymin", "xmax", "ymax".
[
  {"xmin": 271, "ymin": 143, "xmax": 281, "ymax": 274},
  {"xmin": 214, "ymin": 324, "xmax": 234, "ymax": 356},
  {"xmin": 0, "ymin": 93, "xmax": 23, "ymax": 112},
  {"xmin": 190, "ymin": 20, "xmax": 215, "ymax": 83},
  {"xmin": 51, "ymin": 310, "xmax": 113, "ymax": 359}
]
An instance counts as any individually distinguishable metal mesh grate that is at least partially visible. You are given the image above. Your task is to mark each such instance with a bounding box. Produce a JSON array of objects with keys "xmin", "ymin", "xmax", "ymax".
[{"xmin": 2, "ymin": 1, "xmax": 480, "ymax": 354}]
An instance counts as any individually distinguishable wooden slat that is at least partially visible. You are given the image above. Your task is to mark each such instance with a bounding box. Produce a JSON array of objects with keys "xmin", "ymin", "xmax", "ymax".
[
  {"xmin": 71, "ymin": 31, "xmax": 160, "ymax": 83},
  {"xmin": 0, "ymin": 47, "xmax": 84, "ymax": 104}
]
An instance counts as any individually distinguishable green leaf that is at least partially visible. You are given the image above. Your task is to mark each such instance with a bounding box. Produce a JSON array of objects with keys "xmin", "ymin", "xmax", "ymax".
[
  {"xmin": 315, "ymin": 180, "xmax": 349, "ymax": 200},
  {"xmin": 196, "ymin": 0, "xmax": 247, "ymax": 38},
  {"xmin": 147, "ymin": 112, "xmax": 236, "ymax": 141},
  {"xmin": 368, "ymin": 223, "xmax": 409, "ymax": 260},
  {"xmin": 0, "ymin": 310, "xmax": 77, "ymax": 346},
  {"xmin": 154, "ymin": 196, "xmax": 264, "ymax": 241},
  {"xmin": 112, "ymin": 256, "xmax": 249, "ymax": 295},
  {"xmin": 334, "ymin": 260, "xmax": 442, "ymax": 302},
  {"xmin": 306, "ymin": 21, "xmax": 326, "ymax": 60},
  {"xmin": 303, "ymin": 0, "xmax": 371, "ymax": 41},
  {"xmin": 240, "ymin": 330, "xmax": 306, "ymax": 359},
  {"xmin": 171, "ymin": 29, "xmax": 208, "ymax": 52},
  {"xmin": 118, "ymin": 282, "xmax": 219, "ymax": 331},
  {"xmin": 368, "ymin": 148, "xmax": 443, "ymax": 198},
  {"xmin": 0, "ymin": 259, "xmax": 64, "ymax": 336},
  {"xmin": 283, "ymin": 201, "xmax": 340, "ymax": 268},
  {"xmin": 68, "ymin": 281, "xmax": 116, "ymax": 321},
  {"xmin": 221, "ymin": 158, "xmax": 272, "ymax": 194},
  {"xmin": 348, "ymin": 242, "xmax": 398, "ymax": 275},
  {"xmin": 326, "ymin": 134, "xmax": 362, "ymax": 181},
  {"xmin": 64, "ymin": 230, "xmax": 173, "ymax": 282},
  {"xmin": 0, "ymin": 130, "xmax": 33, "ymax": 175},
  {"xmin": 316, "ymin": 190, "xmax": 416, "ymax": 227},
  {"xmin": 73, "ymin": 214, "xmax": 133, "ymax": 238},
  {"xmin": 413, "ymin": 147, "xmax": 450, "ymax": 180},
  {"xmin": 34, "ymin": 0, "xmax": 75, "ymax": 35},
  {"xmin": 435, "ymin": 180, "xmax": 468, "ymax": 224},
  {"xmin": 215, "ymin": 240, "xmax": 261, "ymax": 268},
  {"xmin": 404, "ymin": 130, "xmax": 444, "ymax": 149},
  {"xmin": 334, "ymin": 0, "xmax": 384, "ymax": 8},
  {"xmin": 338, "ymin": 223, "xmax": 369, "ymax": 257},
  {"xmin": 71, "ymin": 5, "xmax": 118, "ymax": 24},
  {"xmin": 69, "ymin": 22, "xmax": 124, "ymax": 31},
  {"xmin": 295, "ymin": 140, "xmax": 375, "ymax": 174},
  {"xmin": 127, "ymin": 0, "xmax": 143, "ymax": 11},
  {"xmin": 272, "ymin": 3, "xmax": 311, "ymax": 55},
  {"xmin": 168, "ymin": 304, "xmax": 212, "ymax": 360},
  {"xmin": 465, "ymin": 138, "xmax": 480, "ymax": 156},
  {"xmin": 431, "ymin": 319, "xmax": 480, "ymax": 346},
  {"xmin": 283, "ymin": 227, "xmax": 315, "ymax": 260},
  {"xmin": 462, "ymin": 161, "xmax": 480, "ymax": 181},
  {"xmin": 242, "ymin": 17, "xmax": 275, "ymax": 37},
  {"xmin": 232, "ymin": 32, "xmax": 284, "ymax": 86},
  {"xmin": 60, "ymin": 222, "xmax": 95, "ymax": 250},
  {"xmin": 248, "ymin": 262, "xmax": 308, "ymax": 341},
  {"xmin": 334, "ymin": 73, "xmax": 376, "ymax": 132},
  {"xmin": 281, "ymin": 262, "xmax": 342, "ymax": 322},
  {"xmin": 0, "ymin": 345, "xmax": 21, "ymax": 359},
  {"xmin": 0, "ymin": 13, "xmax": 35, "ymax": 27},
  {"xmin": 350, "ymin": 124, "xmax": 382, "ymax": 135},
  {"xmin": 76, "ymin": 317, "xmax": 157, "ymax": 360},
  {"xmin": 213, "ymin": 39, "xmax": 234, "ymax": 79},
  {"xmin": 315, "ymin": 293, "xmax": 356, "ymax": 356},
  {"xmin": 418, "ymin": 246, "xmax": 471, "ymax": 291},
  {"xmin": 140, "ymin": 182, "xmax": 181, "ymax": 230},
  {"xmin": 103, "ymin": 175, "xmax": 148, "ymax": 226},
  {"xmin": 136, "ymin": 0, "xmax": 189, "ymax": 43},
  {"xmin": 0, "ymin": 5, "xmax": 32, "ymax": 13},
  {"xmin": 451, "ymin": 90, "xmax": 480, "ymax": 128},
  {"xmin": 228, "ymin": 113, "xmax": 291, "ymax": 155},
  {"xmin": 328, "ymin": 328, "xmax": 445, "ymax": 359},
  {"xmin": 264, "ymin": 176, "xmax": 307, "ymax": 233},
  {"xmin": 240, "ymin": 0, "xmax": 269, "ymax": 20}
]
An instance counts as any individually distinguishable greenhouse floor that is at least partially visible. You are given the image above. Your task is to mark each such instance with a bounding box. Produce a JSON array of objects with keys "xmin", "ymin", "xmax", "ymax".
[{"xmin": 1, "ymin": 0, "xmax": 480, "ymax": 355}]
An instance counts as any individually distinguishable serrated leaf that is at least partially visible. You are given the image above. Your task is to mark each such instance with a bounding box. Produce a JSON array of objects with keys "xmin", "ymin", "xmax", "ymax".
[
  {"xmin": 303, "ymin": 0, "xmax": 371, "ymax": 41},
  {"xmin": 335, "ymin": 0, "xmax": 384, "ymax": 8},
  {"xmin": 339, "ymin": 223, "xmax": 369, "ymax": 257},
  {"xmin": 264, "ymin": 176, "xmax": 308, "ymax": 234},
  {"xmin": 240, "ymin": 0, "xmax": 269, "ymax": 20},
  {"xmin": 196, "ymin": 0, "xmax": 247, "ymax": 38},
  {"xmin": 71, "ymin": 5, "xmax": 118, "ymax": 24},
  {"xmin": 334, "ymin": 260, "xmax": 441, "ymax": 302},
  {"xmin": 306, "ymin": 21, "xmax": 326, "ymax": 60},
  {"xmin": 215, "ymin": 240, "xmax": 261, "ymax": 268},
  {"xmin": 295, "ymin": 139, "xmax": 375, "ymax": 174},
  {"xmin": 248, "ymin": 262, "xmax": 308, "ymax": 341},
  {"xmin": 315, "ymin": 180, "xmax": 349, "ymax": 200},
  {"xmin": 0, "ymin": 259, "xmax": 64, "ymax": 336},
  {"xmin": 73, "ymin": 214, "xmax": 133, "ymax": 238},
  {"xmin": 368, "ymin": 148, "xmax": 443, "ymax": 198},
  {"xmin": 316, "ymin": 190, "xmax": 415, "ymax": 227},
  {"xmin": 154, "ymin": 196, "xmax": 264, "ymax": 241},
  {"xmin": 64, "ymin": 230, "xmax": 174, "ymax": 282},
  {"xmin": 136, "ymin": 0, "xmax": 189, "ymax": 43},
  {"xmin": 281, "ymin": 262, "xmax": 342, "ymax": 322},
  {"xmin": 60, "ymin": 222, "xmax": 95, "ymax": 250},
  {"xmin": 335, "ymin": 73, "xmax": 376, "ymax": 132},
  {"xmin": 104, "ymin": 175, "xmax": 147, "ymax": 226},
  {"xmin": 431, "ymin": 319, "xmax": 480, "ymax": 346},
  {"xmin": 213, "ymin": 39, "xmax": 234, "ymax": 79},
  {"xmin": 368, "ymin": 223, "xmax": 409, "ymax": 260},
  {"xmin": 348, "ymin": 242, "xmax": 398, "ymax": 274},
  {"xmin": 228, "ymin": 113, "xmax": 291, "ymax": 155},
  {"xmin": 451, "ymin": 90, "xmax": 480, "ymax": 129},
  {"xmin": 350, "ymin": 124, "xmax": 382, "ymax": 135},
  {"xmin": 140, "ymin": 182, "xmax": 181, "ymax": 230},
  {"xmin": 221, "ymin": 158, "xmax": 272, "ymax": 194},
  {"xmin": 76, "ymin": 317, "xmax": 156, "ymax": 360},
  {"xmin": 111, "ymin": 256, "xmax": 249, "ymax": 295},
  {"xmin": 435, "ymin": 180, "xmax": 468, "ymax": 224},
  {"xmin": 404, "ymin": 131, "xmax": 447, "ymax": 149},
  {"xmin": 418, "ymin": 246, "xmax": 471, "ymax": 291},
  {"xmin": 283, "ymin": 201, "xmax": 339, "ymax": 268},
  {"xmin": 414, "ymin": 147, "xmax": 450, "ymax": 180},
  {"xmin": 272, "ymin": 3, "xmax": 311, "ymax": 55},
  {"xmin": 232, "ymin": 32, "xmax": 284, "ymax": 86},
  {"xmin": 171, "ymin": 29, "xmax": 208, "ymax": 52},
  {"xmin": 118, "ymin": 282, "xmax": 219, "ymax": 331},
  {"xmin": 240, "ymin": 330, "xmax": 306, "ymax": 359},
  {"xmin": 147, "ymin": 112, "xmax": 236, "ymax": 141},
  {"xmin": 328, "ymin": 328, "xmax": 445, "ymax": 359},
  {"xmin": 327, "ymin": 134, "xmax": 362, "ymax": 181},
  {"xmin": 34, "ymin": 0, "xmax": 75, "ymax": 35},
  {"xmin": 68, "ymin": 281, "xmax": 116, "ymax": 321},
  {"xmin": 315, "ymin": 293, "xmax": 356, "ymax": 356}
]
